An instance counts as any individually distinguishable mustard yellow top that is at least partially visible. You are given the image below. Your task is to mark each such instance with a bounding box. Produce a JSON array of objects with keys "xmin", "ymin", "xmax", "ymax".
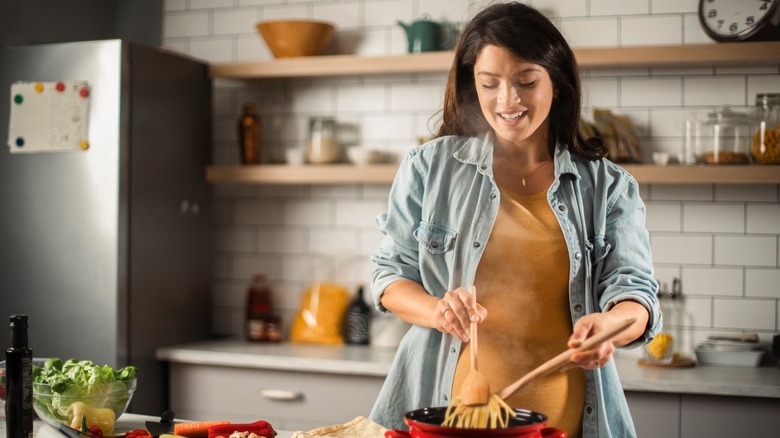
[{"xmin": 451, "ymin": 186, "xmax": 585, "ymax": 437}]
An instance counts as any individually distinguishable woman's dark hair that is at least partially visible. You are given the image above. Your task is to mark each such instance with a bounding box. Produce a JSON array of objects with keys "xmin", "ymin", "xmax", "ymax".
[{"xmin": 437, "ymin": 2, "xmax": 605, "ymax": 160}]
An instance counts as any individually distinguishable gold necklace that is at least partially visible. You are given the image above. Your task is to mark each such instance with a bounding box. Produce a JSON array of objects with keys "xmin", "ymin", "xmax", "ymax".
[{"xmin": 521, "ymin": 160, "xmax": 551, "ymax": 187}]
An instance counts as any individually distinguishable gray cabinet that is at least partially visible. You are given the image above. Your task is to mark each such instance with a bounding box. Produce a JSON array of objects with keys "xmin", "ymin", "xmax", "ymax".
[
  {"xmin": 168, "ymin": 362, "xmax": 385, "ymax": 431},
  {"xmin": 625, "ymin": 392, "xmax": 680, "ymax": 438},
  {"xmin": 626, "ymin": 391, "xmax": 780, "ymax": 438}
]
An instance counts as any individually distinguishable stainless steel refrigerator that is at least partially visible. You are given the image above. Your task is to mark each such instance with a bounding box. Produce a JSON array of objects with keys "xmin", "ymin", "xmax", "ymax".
[{"xmin": 0, "ymin": 39, "xmax": 213, "ymax": 415}]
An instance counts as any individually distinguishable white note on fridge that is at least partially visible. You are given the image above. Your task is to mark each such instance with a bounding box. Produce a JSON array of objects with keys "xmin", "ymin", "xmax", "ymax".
[{"xmin": 7, "ymin": 80, "xmax": 91, "ymax": 153}]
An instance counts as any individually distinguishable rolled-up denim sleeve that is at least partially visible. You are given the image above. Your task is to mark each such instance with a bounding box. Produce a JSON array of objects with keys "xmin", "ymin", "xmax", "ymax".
[
  {"xmin": 370, "ymin": 150, "xmax": 426, "ymax": 313},
  {"xmin": 598, "ymin": 177, "xmax": 661, "ymax": 348}
]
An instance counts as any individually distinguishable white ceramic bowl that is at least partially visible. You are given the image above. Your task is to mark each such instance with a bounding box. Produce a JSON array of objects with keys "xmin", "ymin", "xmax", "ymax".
[
  {"xmin": 652, "ymin": 152, "xmax": 670, "ymax": 166},
  {"xmin": 346, "ymin": 147, "xmax": 382, "ymax": 165}
]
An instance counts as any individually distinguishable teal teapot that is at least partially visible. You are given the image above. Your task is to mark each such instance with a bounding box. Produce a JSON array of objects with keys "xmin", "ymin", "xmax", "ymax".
[{"xmin": 397, "ymin": 16, "xmax": 457, "ymax": 53}]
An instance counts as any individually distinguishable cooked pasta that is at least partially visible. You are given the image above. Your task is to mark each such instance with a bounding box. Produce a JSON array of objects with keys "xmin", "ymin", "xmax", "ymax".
[{"xmin": 441, "ymin": 393, "xmax": 516, "ymax": 429}]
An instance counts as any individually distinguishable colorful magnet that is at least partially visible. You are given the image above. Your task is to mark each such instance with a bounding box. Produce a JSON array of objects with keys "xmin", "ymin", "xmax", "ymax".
[
  {"xmin": 55, "ymin": 81, "xmax": 66, "ymax": 92},
  {"xmin": 15, "ymin": 137, "xmax": 24, "ymax": 147},
  {"xmin": 79, "ymin": 86, "xmax": 89, "ymax": 98},
  {"xmin": 34, "ymin": 82, "xmax": 44, "ymax": 93},
  {"xmin": 79, "ymin": 140, "xmax": 89, "ymax": 150},
  {"xmin": 13, "ymin": 94, "xmax": 23, "ymax": 104}
]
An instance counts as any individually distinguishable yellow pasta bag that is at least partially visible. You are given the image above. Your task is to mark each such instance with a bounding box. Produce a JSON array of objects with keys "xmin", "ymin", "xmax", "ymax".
[{"xmin": 290, "ymin": 283, "xmax": 350, "ymax": 344}]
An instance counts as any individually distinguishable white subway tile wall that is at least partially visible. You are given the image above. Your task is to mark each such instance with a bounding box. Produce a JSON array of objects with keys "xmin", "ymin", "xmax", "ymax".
[{"xmin": 163, "ymin": 0, "xmax": 780, "ymax": 345}]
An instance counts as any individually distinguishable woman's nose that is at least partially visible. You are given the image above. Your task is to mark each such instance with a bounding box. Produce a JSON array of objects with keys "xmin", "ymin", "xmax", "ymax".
[{"xmin": 498, "ymin": 83, "xmax": 520, "ymax": 105}]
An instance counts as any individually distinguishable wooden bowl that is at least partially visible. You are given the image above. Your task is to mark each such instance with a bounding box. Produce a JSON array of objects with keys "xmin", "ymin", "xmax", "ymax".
[{"xmin": 257, "ymin": 20, "xmax": 335, "ymax": 58}]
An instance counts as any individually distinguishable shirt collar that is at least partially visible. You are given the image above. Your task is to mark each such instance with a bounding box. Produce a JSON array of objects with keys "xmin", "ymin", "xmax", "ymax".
[{"xmin": 452, "ymin": 131, "xmax": 582, "ymax": 181}]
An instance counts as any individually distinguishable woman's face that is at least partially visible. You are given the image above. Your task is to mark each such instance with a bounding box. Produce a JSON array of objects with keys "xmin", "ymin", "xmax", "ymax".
[{"xmin": 473, "ymin": 44, "xmax": 555, "ymax": 148}]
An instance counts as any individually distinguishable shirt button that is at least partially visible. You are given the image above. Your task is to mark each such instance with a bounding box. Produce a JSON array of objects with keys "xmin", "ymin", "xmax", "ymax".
[
  {"xmin": 574, "ymin": 304, "xmax": 583, "ymax": 312},
  {"xmin": 574, "ymin": 252, "xmax": 582, "ymax": 260},
  {"xmin": 473, "ymin": 242, "xmax": 481, "ymax": 248},
  {"xmin": 431, "ymin": 241, "xmax": 439, "ymax": 249},
  {"xmin": 480, "ymin": 164, "xmax": 487, "ymax": 171},
  {"xmin": 586, "ymin": 405, "xmax": 593, "ymax": 415},
  {"xmin": 451, "ymin": 347, "xmax": 456, "ymax": 353},
  {"xmin": 558, "ymin": 205, "xmax": 566, "ymax": 212},
  {"xmin": 491, "ymin": 193, "xmax": 497, "ymax": 199},
  {"xmin": 443, "ymin": 395, "xmax": 449, "ymax": 401}
]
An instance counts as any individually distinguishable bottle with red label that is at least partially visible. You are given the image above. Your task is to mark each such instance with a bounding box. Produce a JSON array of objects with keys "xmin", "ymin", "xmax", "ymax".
[{"xmin": 246, "ymin": 275, "xmax": 282, "ymax": 342}]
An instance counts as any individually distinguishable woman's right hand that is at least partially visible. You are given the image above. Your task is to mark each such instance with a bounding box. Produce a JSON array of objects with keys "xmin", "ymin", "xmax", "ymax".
[{"xmin": 434, "ymin": 286, "xmax": 487, "ymax": 342}]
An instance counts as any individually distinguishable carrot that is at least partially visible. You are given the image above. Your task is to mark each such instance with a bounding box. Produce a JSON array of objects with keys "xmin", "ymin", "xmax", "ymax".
[{"xmin": 174, "ymin": 421, "xmax": 230, "ymax": 438}]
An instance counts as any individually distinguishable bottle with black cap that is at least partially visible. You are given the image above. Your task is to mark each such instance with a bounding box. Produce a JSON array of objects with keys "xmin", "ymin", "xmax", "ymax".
[
  {"xmin": 6, "ymin": 314, "xmax": 33, "ymax": 438},
  {"xmin": 344, "ymin": 285, "xmax": 372, "ymax": 345}
]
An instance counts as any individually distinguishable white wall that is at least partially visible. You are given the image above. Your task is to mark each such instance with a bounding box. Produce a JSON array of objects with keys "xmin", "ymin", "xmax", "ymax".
[{"xmin": 162, "ymin": 0, "xmax": 780, "ymax": 357}]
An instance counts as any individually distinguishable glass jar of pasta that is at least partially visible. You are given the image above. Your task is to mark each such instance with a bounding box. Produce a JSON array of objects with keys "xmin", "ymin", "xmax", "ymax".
[
  {"xmin": 752, "ymin": 93, "xmax": 780, "ymax": 164},
  {"xmin": 697, "ymin": 105, "xmax": 752, "ymax": 165}
]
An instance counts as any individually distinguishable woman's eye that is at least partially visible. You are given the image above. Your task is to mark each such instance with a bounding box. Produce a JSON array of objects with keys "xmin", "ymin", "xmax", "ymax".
[
  {"xmin": 518, "ymin": 81, "xmax": 536, "ymax": 88},
  {"xmin": 480, "ymin": 83, "xmax": 499, "ymax": 89}
]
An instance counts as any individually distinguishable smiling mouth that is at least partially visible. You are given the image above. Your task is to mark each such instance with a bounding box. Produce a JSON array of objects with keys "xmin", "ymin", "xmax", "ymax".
[{"xmin": 499, "ymin": 111, "xmax": 525, "ymax": 120}]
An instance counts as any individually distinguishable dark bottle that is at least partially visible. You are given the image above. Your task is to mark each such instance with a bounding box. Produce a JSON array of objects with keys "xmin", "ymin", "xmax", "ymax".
[
  {"xmin": 238, "ymin": 103, "xmax": 262, "ymax": 164},
  {"xmin": 246, "ymin": 274, "xmax": 273, "ymax": 342},
  {"xmin": 6, "ymin": 314, "xmax": 33, "ymax": 438},
  {"xmin": 344, "ymin": 286, "xmax": 372, "ymax": 345}
]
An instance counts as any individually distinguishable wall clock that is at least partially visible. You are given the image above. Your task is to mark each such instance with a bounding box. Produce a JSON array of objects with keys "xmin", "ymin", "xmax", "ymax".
[{"xmin": 699, "ymin": 0, "xmax": 780, "ymax": 41}]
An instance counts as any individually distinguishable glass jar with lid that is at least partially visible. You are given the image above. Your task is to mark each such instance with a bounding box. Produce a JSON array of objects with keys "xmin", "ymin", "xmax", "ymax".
[
  {"xmin": 696, "ymin": 105, "xmax": 752, "ymax": 165},
  {"xmin": 751, "ymin": 93, "xmax": 780, "ymax": 164},
  {"xmin": 306, "ymin": 117, "xmax": 340, "ymax": 164}
]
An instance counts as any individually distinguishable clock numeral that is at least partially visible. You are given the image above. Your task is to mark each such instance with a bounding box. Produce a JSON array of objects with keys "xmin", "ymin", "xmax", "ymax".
[
  {"xmin": 707, "ymin": 9, "xmax": 717, "ymax": 19},
  {"xmin": 746, "ymin": 16, "xmax": 755, "ymax": 26},
  {"xmin": 716, "ymin": 19, "xmax": 724, "ymax": 30},
  {"xmin": 760, "ymin": 1, "xmax": 769, "ymax": 11},
  {"xmin": 729, "ymin": 22, "xmax": 738, "ymax": 32}
]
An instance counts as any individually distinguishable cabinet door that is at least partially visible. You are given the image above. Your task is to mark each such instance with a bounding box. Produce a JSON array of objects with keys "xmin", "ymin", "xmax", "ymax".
[
  {"xmin": 128, "ymin": 43, "xmax": 213, "ymax": 414},
  {"xmin": 680, "ymin": 394, "xmax": 780, "ymax": 438},
  {"xmin": 169, "ymin": 363, "xmax": 385, "ymax": 431},
  {"xmin": 624, "ymin": 391, "xmax": 680, "ymax": 438}
]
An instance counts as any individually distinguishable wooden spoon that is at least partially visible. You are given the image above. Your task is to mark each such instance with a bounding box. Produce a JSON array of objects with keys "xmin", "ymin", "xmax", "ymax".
[
  {"xmin": 496, "ymin": 317, "xmax": 636, "ymax": 401},
  {"xmin": 459, "ymin": 285, "xmax": 490, "ymax": 406}
]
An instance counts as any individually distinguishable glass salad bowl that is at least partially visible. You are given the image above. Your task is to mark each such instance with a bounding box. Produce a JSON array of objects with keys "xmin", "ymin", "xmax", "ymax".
[{"xmin": 31, "ymin": 358, "xmax": 137, "ymax": 435}]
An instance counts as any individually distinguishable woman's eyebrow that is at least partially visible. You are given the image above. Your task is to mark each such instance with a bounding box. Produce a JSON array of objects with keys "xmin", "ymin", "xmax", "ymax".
[{"xmin": 475, "ymin": 67, "xmax": 540, "ymax": 77}]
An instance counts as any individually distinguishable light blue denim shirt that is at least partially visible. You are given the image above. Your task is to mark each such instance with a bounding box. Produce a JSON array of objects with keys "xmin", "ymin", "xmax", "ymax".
[{"xmin": 369, "ymin": 133, "xmax": 661, "ymax": 437}]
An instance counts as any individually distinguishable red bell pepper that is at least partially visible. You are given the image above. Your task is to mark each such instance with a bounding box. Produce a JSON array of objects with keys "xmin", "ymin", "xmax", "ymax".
[
  {"xmin": 80, "ymin": 415, "xmax": 104, "ymax": 438},
  {"xmin": 207, "ymin": 420, "xmax": 276, "ymax": 438},
  {"xmin": 126, "ymin": 429, "xmax": 153, "ymax": 438}
]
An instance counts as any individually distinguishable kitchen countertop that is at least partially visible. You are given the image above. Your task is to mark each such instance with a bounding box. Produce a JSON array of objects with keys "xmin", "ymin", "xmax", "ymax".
[
  {"xmin": 1, "ymin": 413, "xmax": 296, "ymax": 438},
  {"xmin": 156, "ymin": 338, "xmax": 780, "ymax": 399},
  {"xmin": 156, "ymin": 339, "xmax": 398, "ymax": 377}
]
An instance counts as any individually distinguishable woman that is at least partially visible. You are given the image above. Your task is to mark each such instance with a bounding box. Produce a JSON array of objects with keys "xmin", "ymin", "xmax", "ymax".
[{"xmin": 369, "ymin": 2, "xmax": 660, "ymax": 437}]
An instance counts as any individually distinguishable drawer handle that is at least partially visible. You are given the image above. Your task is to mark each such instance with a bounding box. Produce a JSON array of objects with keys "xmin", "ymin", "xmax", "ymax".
[{"xmin": 257, "ymin": 389, "xmax": 303, "ymax": 401}]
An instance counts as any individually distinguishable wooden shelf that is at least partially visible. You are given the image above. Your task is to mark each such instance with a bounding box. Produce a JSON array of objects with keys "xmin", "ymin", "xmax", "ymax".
[
  {"xmin": 620, "ymin": 164, "xmax": 780, "ymax": 184},
  {"xmin": 209, "ymin": 41, "xmax": 780, "ymax": 79},
  {"xmin": 206, "ymin": 164, "xmax": 780, "ymax": 185},
  {"xmin": 210, "ymin": 51, "xmax": 454, "ymax": 79},
  {"xmin": 206, "ymin": 164, "xmax": 399, "ymax": 184}
]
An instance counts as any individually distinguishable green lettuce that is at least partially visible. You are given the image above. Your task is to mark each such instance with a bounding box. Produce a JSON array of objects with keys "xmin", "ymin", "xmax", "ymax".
[{"xmin": 32, "ymin": 358, "xmax": 136, "ymax": 424}]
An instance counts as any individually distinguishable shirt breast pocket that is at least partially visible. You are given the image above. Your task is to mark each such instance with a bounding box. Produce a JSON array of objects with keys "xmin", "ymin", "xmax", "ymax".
[{"xmin": 414, "ymin": 221, "xmax": 457, "ymax": 255}]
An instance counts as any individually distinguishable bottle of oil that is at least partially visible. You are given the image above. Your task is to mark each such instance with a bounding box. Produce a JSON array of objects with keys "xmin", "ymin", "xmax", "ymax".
[
  {"xmin": 6, "ymin": 314, "xmax": 33, "ymax": 438},
  {"xmin": 238, "ymin": 103, "xmax": 262, "ymax": 164}
]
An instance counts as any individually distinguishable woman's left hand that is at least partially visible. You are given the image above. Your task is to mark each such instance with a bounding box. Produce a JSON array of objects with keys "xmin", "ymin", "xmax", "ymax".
[
  {"xmin": 565, "ymin": 313, "xmax": 617, "ymax": 370},
  {"xmin": 564, "ymin": 301, "xmax": 649, "ymax": 370}
]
